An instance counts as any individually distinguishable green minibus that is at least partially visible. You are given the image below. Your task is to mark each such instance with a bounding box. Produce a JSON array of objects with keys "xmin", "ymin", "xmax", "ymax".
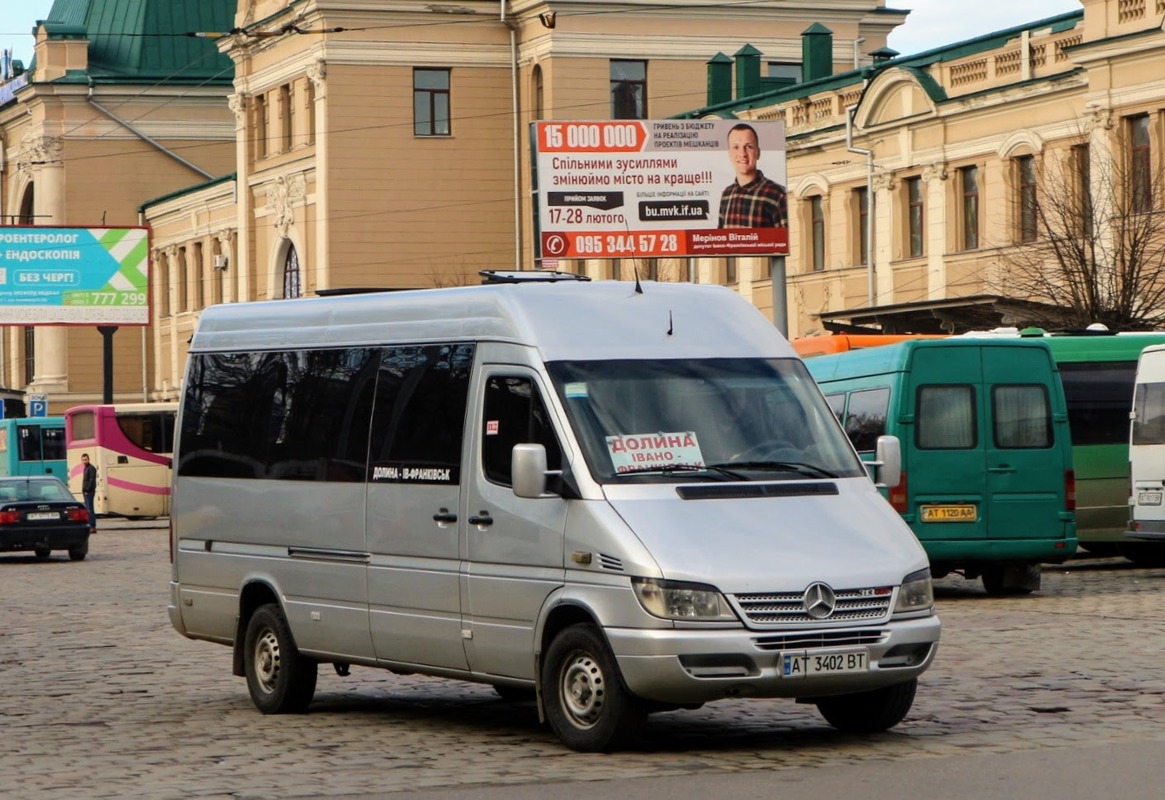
[{"xmin": 806, "ymin": 339, "xmax": 1077, "ymax": 594}]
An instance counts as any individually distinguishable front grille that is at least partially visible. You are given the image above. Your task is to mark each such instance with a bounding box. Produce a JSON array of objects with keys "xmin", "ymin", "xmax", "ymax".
[
  {"xmin": 732, "ymin": 587, "xmax": 893, "ymax": 625},
  {"xmin": 752, "ymin": 629, "xmax": 887, "ymax": 652}
]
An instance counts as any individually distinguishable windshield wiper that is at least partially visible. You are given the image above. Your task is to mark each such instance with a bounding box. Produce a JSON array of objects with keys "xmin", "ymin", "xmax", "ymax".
[
  {"xmin": 708, "ymin": 461, "xmax": 840, "ymax": 479},
  {"xmin": 616, "ymin": 463, "xmax": 748, "ymax": 481}
]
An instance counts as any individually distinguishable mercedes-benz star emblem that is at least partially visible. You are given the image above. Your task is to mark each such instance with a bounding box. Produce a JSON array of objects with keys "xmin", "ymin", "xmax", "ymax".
[{"xmin": 802, "ymin": 582, "xmax": 837, "ymax": 620}]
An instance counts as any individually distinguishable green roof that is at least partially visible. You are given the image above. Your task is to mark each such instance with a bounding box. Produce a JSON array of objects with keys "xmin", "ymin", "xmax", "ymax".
[
  {"xmin": 675, "ymin": 9, "xmax": 1083, "ymax": 120},
  {"xmin": 37, "ymin": 0, "xmax": 234, "ymax": 81},
  {"xmin": 139, "ymin": 172, "xmax": 236, "ymax": 213}
]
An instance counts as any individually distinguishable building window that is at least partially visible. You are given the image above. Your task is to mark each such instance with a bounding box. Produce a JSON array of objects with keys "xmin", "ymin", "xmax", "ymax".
[
  {"xmin": 1129, "ymin": 114, "xmax": 1152, "ymax": 214},
  {"xmin": 1017, "ymin": 155, "xmax": 1038, "ymax": 243},
  {"xmin": 906, "ymin": 177, "xmax": 924, "ymax": 258},
  {"xmin": 305, "ymin": 80, "xmax": 316, "ymax": 145},
  {"xmin": 532, "ymin": 64, "xmax": 544, "ymax": 120},
  {"xmin": 810, "ymin": 195, "xmax": 825, "ymax": 271},
  {"xmin": 279, "ymin": 84, "xmax": 293, "ymax": 151},
  {"xmin": 175, "ymin": 246, "xmax": 188, "ymax": 311},
  {"xmin": 960, "ymin": 165, "xmax": 979, "ymax": 251},
  {"xmin": 725, "ymin": 258, "xmax": 737, "ymax": 285},
  {"xmin": 283, "ymin": 243, "xmax": 301, "ymax": 299},
  {"xmin": 192, "ymin": 241, "xmax": 205, "ymax": 310},
  {"xmin": 1073, "ymin": 143, "xmax": 1091, "ymax": 236},
  {"xmin": 414, "ymin": 68, "xmax": 451, "ymax": 136},
  {"xmin": 254, "ymin": 93, "xmax": 267, "ymax": 159},
  {"xmin": 854, "ymin": 187, "xmax": 869, "ymax": 266},
  {"xmin": 610, "ymin": 60, "xmax": 647, "ymax": 120},
  {"xmin": 23, "ymin": 327, "xmax": 34, "ymax": 385}
]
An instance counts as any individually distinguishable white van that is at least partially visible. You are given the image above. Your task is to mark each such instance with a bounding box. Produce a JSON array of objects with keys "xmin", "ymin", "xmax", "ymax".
[
  {"xmin": 168, "ymin": 274, "xmax": 940, "ymax": 751},
  {"xmin": 1127, "ymin": 343, "xmax": 1165, "ymax": 555}
]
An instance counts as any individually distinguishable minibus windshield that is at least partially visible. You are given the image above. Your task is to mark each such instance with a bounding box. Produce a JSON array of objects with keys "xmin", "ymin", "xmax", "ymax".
[{"xmin": 547, "ymin": 358, "xmax": 866, "ymax": 483}]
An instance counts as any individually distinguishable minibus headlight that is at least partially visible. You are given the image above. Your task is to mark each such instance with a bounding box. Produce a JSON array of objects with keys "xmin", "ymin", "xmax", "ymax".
[
  {"xmin": 631, "ymin": 578, "xmax": 738, "ymax": 621},
  {"xmin": 894, "ymin": 568, "xmax": 934, "ymax": 614}
]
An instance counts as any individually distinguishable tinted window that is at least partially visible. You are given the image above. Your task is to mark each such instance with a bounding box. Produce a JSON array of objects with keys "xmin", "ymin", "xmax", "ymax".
[
  {"xmin": 917, "ymin": 385, "xmax": 975, "ymax": 449},
  {"xmin": 482, "ymin": 376, "xmax": 563, "ymax": 486},
  {"xmin": 993, "ymin": 385, "xmax": 1051, "ymax": 448},
  {"xmin": 117, "ymin": 412, "xmax": 176, "ymax": 454},
  {"xmin": 368, "ymin": 344, "xmax": 474, "ymax": 479},
  {"xmin": 41, "ymin": 427, "xmax": 66, "ymax": 460},
  {"xmin": 844, "ymin": 388, "xmax": 890, "ymax": 452},
  {"xmin": 1132, "ymin": 382, "xmax": 1165, "ymax": 445},
  {"xmin": 17, "ymin": 426, "xmax": 42, "ymax": 461},
  {"xmin": 824, "ymin": 393, "xmax": 845, "ymax": 419},
  {"xmin": 1058, "ymin": 362, "xmax": 1136, "ymax": 446},
  {"xmin": 179, "ymin": 348, "xmax": 379, "ymax": 481}
]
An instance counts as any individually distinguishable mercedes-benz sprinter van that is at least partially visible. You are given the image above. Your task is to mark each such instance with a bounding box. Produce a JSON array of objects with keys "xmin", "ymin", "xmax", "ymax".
[{"xmin": 169, "ymin": 274, "xmax": 940, "ymax": 751}]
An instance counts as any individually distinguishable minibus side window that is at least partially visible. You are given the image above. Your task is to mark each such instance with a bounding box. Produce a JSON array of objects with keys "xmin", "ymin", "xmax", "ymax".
[
  {"xmin": 178, "ymin": 348, "xmax": 379, "ymax": 481},
  {"xmin": 993, "ymin": 385, "xmax": 1052, "ymax": 448},
  {"xmin": 482, "ymin": 376, "xmax": 562, "ymax": 487},
  {"xmin": 916, "ymin": 385, "xmax": 976, "ymax": 449},
  {"xmin": 368, "ymin": 344, "xmax": 474, "ymax": 475},
  {"xmin": 41, "ymin": 427, "xmax": 67, "ymax": 461},
  {"xmin": 1133, "ymin": 382, "xmax": 1165, "ymax": 445},
  {"xmin": 17, "ymin": 426, "xmax": 42, "ymax": 462},
  {"xmin": 1058, "ymin": 362, "xmax": 1136, "ymax": 446},
  {"xmin": 824, "ymin": 392, "xmax": 845, "ymax": 420},
  {"xmin": 844, "ymin": 388, "xmax": 889, "ymax": 453}
]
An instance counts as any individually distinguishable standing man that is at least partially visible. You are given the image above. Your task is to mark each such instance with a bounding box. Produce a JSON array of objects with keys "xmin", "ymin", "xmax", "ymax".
[
  {"xmin": 718, "ymin": 123, "xmax": 788, "ymax": 228},
  {"xmin": 81, "ymin": 453, "xmax": 97, "ymax": 533}
]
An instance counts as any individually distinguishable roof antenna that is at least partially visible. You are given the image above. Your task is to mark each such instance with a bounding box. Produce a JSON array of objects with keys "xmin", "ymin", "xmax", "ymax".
[
  {"xmin": 667, "ymin": 310, "xmax": 674, "ymax": 336},
  {"xmin": 633, "ymin": 266, "xmax": 643, "ymax": 294}
]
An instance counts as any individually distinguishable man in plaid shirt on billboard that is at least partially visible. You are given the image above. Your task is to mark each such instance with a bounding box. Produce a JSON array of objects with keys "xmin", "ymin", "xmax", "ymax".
[{"xmin": 717, "ymin": 123, "xmax": 788, "ymax": 229}]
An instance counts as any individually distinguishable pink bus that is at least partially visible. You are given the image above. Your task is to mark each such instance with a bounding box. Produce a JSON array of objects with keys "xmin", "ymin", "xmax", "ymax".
[{"xmin": 65, "ymin": 402, "xmax": 178, "ymax": 518}]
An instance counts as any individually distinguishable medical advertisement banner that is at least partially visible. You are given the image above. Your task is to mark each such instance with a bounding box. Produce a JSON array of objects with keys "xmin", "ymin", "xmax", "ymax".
[
  {"xmin": 0, "ymin": 227, "xmax": 151, "ymax": 325},
  {"xmin": 533, "ymin": 119, "xmax": 788, "ymax": 259}
]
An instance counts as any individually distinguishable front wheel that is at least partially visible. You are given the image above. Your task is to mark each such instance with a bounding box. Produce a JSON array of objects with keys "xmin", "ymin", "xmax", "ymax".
[
  {"xmin": 815, "ymin": 678, "xmax": 917, "ymax": 732},
  {"xmin": 541, "ymin": 623, "xmax": 646, "ymax": 752},
  {"xmin": 243, "ymin": 603, "xmax": 318, "ymax": 714}
]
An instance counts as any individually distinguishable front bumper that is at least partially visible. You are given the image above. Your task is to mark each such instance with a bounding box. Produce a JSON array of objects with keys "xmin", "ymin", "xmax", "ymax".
[{"xmin": 607, "ymin": 614, "xmax": 940, "ymax": 704}]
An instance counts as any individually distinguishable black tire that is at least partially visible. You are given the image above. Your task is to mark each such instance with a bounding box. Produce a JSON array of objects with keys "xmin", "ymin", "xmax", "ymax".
[
  {"xmin": 33, "ymin": 547, "xmax": 51, "ymax": 560},
  {"xmin": 493, "ymin": 684, "xmax": 537, "ymax": 703},
  {"xmin": 243, "ymin": 603, "xmax": 318, "ymax": 714},
  {"xmin": 68, "ymin": 541, "xmax": 89, "ymax": 561},
  {"xmin": 541, "ymin": 623, "xmax": 646, "ymax": 752},
  {"xmin": 816, "ymin": 678, "xmax": 917, "ymax": 733}
]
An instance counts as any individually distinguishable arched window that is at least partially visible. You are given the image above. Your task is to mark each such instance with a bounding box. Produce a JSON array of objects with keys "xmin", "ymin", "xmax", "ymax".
[
  {"xmin": 531, "ymin": 64, "xmax": 544, "ymax": 120},
  {"xmin": 282, "ymin": 242, "xmax": 301, "ymax": 298},
  {"xmin": 18, "ymin": 185, "xmax": 34, "ymax": 225}
]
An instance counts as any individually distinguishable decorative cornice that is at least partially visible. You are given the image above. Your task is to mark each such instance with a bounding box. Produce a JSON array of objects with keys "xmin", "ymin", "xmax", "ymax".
[{"xmin": 921, "ymin": 162, "xmax": 949, "ymax": 182}]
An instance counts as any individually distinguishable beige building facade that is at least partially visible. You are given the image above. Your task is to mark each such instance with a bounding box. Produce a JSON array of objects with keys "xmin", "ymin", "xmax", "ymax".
[
  {"xmin": 143, "ymin": 0, "xmax": 905, "ymax": 398},
  {"xmin": 677, "ymin": 0, "xmax": 1165, "ymax": 338},
  {"xmin": 0, "ymin": 1, "xmax": 236, "ymax": 413}
]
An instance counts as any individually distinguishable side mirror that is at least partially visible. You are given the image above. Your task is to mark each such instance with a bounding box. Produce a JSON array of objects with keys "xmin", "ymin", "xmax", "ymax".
[
  {"xmin": 512, "ymin": 443, "xmax": 549, "ymax": 498},
  {"xmin": 874, "ymin": 435, "xmax": 902, "ymax": 489}
]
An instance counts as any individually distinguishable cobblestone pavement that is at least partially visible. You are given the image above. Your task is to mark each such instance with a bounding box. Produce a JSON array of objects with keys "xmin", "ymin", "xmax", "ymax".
[{"xmin": 2, "ymin": 522, "xmax": 1163, "ymax": 799}]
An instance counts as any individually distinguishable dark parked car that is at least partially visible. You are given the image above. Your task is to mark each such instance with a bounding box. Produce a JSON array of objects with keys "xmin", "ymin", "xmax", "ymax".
[{"xmin": 0, "ymin": 476, "xmax": 90, "ymax": 561}]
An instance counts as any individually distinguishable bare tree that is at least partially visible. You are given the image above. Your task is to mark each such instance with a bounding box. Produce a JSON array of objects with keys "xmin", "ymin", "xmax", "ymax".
[{"xmin": 994, "ymin": 129, "xmax": 1165, "ymax": 330}]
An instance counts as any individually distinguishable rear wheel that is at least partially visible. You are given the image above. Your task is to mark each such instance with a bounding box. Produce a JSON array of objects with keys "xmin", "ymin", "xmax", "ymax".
[
  {"xmin": 33, "ymin": 547, "xmax": 51, "ymax": 560},
  {"xmin": 816, "ymin": 678, "xmax": 917, "ymax": 732},
  {"xmin": 68, "ymin": 541, "xmax": 89, "ymax": 561},
  {"xmin": 541, "ymin": 623, "xmax": 646, "ymax": 752},
  {"xmin": 244, "ymin": 603, "xmax": 318, "ymax": 714}
]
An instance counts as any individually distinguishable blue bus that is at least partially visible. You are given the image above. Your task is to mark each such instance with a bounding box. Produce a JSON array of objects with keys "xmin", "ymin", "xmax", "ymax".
[{"xmin": 0, "ymin": 417, "xmax": 68, "ymax": 480}]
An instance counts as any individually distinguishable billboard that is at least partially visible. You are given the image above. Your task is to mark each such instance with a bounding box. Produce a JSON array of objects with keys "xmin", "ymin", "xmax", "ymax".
[
  {"xmin": 534, "ymin": 119, "xmax": 787, "ymax": 260},
  {"xmin": 0, "ymin": 227, "xmax": 151, "ymax": 325}
]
